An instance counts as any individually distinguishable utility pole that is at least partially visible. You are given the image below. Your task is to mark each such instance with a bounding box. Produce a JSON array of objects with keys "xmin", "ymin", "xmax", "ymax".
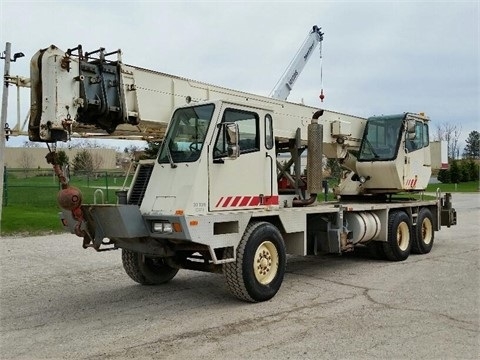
[
  {"xmin": 0, "ymin": 42, "xmax": 12, "ymax": 232},
  {"xmin": 0, "ymin": 42, "xmax": 24, "ymax": 232}
]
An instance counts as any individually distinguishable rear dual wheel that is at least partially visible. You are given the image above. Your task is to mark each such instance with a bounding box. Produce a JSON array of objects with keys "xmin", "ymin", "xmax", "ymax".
[
  {"xmin": 383, "ymin": 210, "xmax": 412, "ymax": 261},
  {"xmin": 412, "ymin": 208, "xmax": 434, "ymax": 254},
  {"xmin": 365, "ymin": 208, "xmax": 434, "ymax": 261}
]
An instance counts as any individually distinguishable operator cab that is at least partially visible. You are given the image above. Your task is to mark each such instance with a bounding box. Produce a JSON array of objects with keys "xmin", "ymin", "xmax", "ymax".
[
  {"xmin": 345, "ymin": 113, "xmax": 431, "ymax": 195},
  {"xmin": 358, "ymin": 113, "xmax": 429, "ymax": 162}
]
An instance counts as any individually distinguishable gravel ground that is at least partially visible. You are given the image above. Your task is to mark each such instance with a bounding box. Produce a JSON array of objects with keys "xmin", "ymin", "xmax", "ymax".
[{"xmin": 0, "ymin": 193, "xmax": 479, "ymax": 359}]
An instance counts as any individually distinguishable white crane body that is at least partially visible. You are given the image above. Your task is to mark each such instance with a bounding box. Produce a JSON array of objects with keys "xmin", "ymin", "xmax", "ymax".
[{"xmin": 18, "ymin": 40, "xmax": 456, "ymax": 302}]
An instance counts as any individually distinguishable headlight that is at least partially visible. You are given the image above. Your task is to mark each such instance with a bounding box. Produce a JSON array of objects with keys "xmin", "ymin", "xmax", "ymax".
[
  {"xmin": 152, "ymin": 221, "xmax": 173, "ymax": 233},
  {"xmin": 162, "ymin": 223, "xmax": 173, "ymax": 233},
  {"xmin": 152, "ymin": 222, "xmax": 164, "ymax": 232}
]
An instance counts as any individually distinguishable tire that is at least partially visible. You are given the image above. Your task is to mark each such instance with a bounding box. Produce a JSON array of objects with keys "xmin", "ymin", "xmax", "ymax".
[
  {"xmin": 223, "ymin": 221, "xmax": 286, "ymax": 302},
  {"xmin": 122, "ymin": 249, "xmax": 179, "ymax": 285},
  {"xmin": 412, "ymin": 208, "xmax": 434, "ymax": 254},
  {"xmin": 383, "ymin": 210, "xmax": 412, "ymax": 261}
]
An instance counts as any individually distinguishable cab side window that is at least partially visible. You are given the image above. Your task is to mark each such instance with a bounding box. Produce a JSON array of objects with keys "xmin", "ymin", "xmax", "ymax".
[
  {"xmin": 406, "ymin": 121, "xmax": 426, "ymax": 152},
  {"xmin": 265, "ymin": 114, "xmax": 273, "ymax": 150},
  {"xmin": 213, "ymin": 108, "xmax": 259, "ymax": 158},
  {"xmin": 423, "ymin": 123, "xmax": 429, "ymax": 147},
  {"xmin": 414, "ymin": 122, "xmax": 423, "ymax": 149}
]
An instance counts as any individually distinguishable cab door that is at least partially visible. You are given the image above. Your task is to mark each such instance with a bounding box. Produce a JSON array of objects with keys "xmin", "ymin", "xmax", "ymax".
[
  {"xmin": 404, "ymin": 120, "xmax": 431, "ymax": 189},
  {"xmin": 208, "ymin": 104, "xmax": 277, "ymax": 211}
]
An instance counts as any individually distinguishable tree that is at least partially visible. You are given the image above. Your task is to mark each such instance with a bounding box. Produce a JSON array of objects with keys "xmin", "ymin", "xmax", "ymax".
[
  {"xmin": 462, "ymin": 130, "xmax": 480, "ymax": 159},
  {"xmin": 437, "ymin": 168, "xmax": 450, "ymax": 183},
  {"xmin": 22, "ymin": 140, "xmax": 41, "ymax": 148},
  {"xmin": 69, "ymin": 139, "xmax": 102, "ymax": 149},
  {"xmin": 460, "ymin": 162, "xmax": 470, "ymax": 182},
  {"xmin": 143, "ymin": 140, "xmax": 162, "ymax": 159},
  {"xmin": 19, "ymin": 151, "xmax": 34, "ymax": 178},
  {"xmin": 463, "ymin": 159, "xmax": 479, "ymax": 181},
  {"xmin": 437, "ymin": 159, "xmax": 478, "ymax": 184},
  {"xmin": 91, "ymin": 152, "xmax": 104, "ymax": 173},
  {"xmin": 73, "ymin": 150, "xmax": 94, "ymax": 174},
  {"xmin": 449, "ymin": 160, "xmax": 461, "ymax": 183},
  {"xmin": 433, "ymin": 123, "xmax": 462, "ymax": 160},
  {"xmin": 325, "ymin": 158, "xmax": 342, "ymax": 181},
  {"xmin": 124, "ymin": 144, "xmax": 141, "ymax": 155},
  {"xmin": 72, "ymin": 149, "xmax": 104, "ymax": 178},
  {"xmin": 56, "ymin": 150, "xmax": 70, "ymax": 167}
]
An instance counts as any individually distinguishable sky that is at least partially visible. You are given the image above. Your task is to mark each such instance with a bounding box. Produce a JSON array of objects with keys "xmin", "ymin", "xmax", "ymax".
[{"xmin": 1, "ymin": 0, "xmax": 478, "ymax": 152}]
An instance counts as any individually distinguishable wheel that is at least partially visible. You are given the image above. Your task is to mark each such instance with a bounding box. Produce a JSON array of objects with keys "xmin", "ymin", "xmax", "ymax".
[
  {"xmin": 412, "ymin": 208, "xmax": 434, "ymax": 254},
  {"xmin": 122, "ymin": 249, "xmax": 179, "ymax": 285},
  {"xmin": 383, "ymin": 210, "xmax": 412, "ymax": 261},
  {"xmin": 223, "ymin": 221, "xmax": 286, "ymax": 302}
]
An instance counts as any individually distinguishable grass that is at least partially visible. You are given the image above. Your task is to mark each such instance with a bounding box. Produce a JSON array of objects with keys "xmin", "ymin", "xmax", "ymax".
[
  {"xmin": 1, "ymin": 175, "xmax": 478, "ymax": 236},
  {"xmin": 1, "ymin": 171, "xmax": 132, "ymax": 236},
  {"xmin": 1, "ymin": 205, "xmax": 63, "ymax": 235},
  {"xmin": 426, "ymin": 181, "xmax": 479, "ymax": 193}
]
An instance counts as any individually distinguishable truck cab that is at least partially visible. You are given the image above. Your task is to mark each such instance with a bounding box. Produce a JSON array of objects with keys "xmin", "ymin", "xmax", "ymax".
[{"xmin": 142, "ymin": 100, "xmax": 278, "ymax": 217}]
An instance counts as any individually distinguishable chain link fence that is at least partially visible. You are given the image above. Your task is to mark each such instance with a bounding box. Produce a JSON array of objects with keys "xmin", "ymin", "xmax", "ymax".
[{"xmin": 3, "ymin": 168, "xmax": 133, "ymax": 207}]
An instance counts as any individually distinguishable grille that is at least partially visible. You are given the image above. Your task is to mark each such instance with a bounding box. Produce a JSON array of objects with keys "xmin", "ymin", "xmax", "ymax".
[{"xmin": 128, "ymin": 163, "xmax": 154, "ymax": 206}]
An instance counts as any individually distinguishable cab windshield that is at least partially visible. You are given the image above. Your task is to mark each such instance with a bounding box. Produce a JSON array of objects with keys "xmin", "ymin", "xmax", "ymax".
[
  {"xmin": 358, "ymin": 114, "xmax": 404, "ymax": 161},
  {"xmin": 158, "ymin": 104, "xmax": 215, "ymax": 164}
]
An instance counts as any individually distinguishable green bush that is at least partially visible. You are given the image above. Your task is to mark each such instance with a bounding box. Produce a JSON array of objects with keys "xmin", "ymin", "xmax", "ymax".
[
  {"xmin": 464, "ymin": 160, "xmax": 479, "ymax": 181},
  {"xmin": 437, "ymin": 159, "xmax": 479, "ymax": 183},
  {"xmin": 437, "ymin": 169, "xmax": 450, "ymax": 183}
]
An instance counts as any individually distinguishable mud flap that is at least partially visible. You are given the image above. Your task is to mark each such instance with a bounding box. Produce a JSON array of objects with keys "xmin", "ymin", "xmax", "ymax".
[{"xmin": 440, "ymin": 193, "xmax": 457, "ymax": 228}]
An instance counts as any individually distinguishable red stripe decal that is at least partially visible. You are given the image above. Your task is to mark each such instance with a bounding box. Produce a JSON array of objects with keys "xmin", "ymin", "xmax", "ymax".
[
  {"xmin": 231, "ymin": 196, "xmax": 241, "ymax": 206},
  {"xmin": 249, "ymin": 196, "xmax": 260, "ymax": 206},
  {"xmin": 240, "ymin": 197, "xmax": 251, "ymax": 206},
  {"xmin": 222, "ymin": 196, "xmax": 232, "ymax": 207},
  {"xmin": 217, "ymin": 195, "xmax": 280, "ymax": 208}
]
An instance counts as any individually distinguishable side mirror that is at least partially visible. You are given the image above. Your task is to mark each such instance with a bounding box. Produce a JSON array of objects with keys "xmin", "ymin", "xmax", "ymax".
[
  {"xmin": 225, "ymin": 122, "xmax": 240, "ymax": 159},
  {"xmin": 406, "ymin": 119, "xmax": 416, "ymax": 134}
]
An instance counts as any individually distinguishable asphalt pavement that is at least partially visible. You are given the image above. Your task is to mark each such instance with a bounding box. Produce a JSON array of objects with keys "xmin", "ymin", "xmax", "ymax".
[{"xmin": 0, "ymin": 193, "xmax": 479, "ymax": 359}]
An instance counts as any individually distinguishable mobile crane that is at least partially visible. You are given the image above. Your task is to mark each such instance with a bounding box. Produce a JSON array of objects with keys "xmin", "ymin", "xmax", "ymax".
[{"xmin": 23, "ymin": 37, "xmax": 456, "ymax": 303}]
